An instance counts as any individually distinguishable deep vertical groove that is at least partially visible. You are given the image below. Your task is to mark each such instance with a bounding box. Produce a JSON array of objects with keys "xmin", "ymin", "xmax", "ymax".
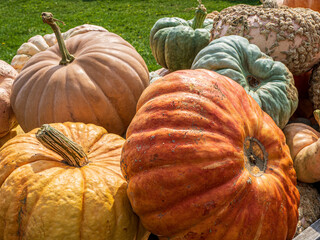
[
  {"xmin": 79, "ymin": 168, "xmax": 86, "ymax": 240},
  {"xmin": 78, "ymin": 61, "xmax": 123, "ymax": 126},
  {"xmin": 17, "ymin": 167, "xmax": 67, "ymax": 238}
]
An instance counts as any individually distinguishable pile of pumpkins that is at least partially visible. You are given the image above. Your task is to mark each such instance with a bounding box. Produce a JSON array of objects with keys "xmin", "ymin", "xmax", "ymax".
[{"xmin": 0, "ymin": 0, "xmax": 320, "ymax": 239}]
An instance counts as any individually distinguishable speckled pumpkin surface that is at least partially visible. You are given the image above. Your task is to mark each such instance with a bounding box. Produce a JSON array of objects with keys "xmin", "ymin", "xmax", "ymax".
[
  {"xmin": 150, "ymin": 3, "xmax": 213, "ymax": 72},
  {"xmin": 0, "ymin": 122, "xmax": 140, "ymax": 240},
  {"xmin": 192, "ymin": 35, "xmax": 298, "ymax": 129},
  {"xmin": 121, "ymin": 69, "xmax": 300, "ymax": 240},
  {"xmin": 210, "ymin": 2, "xmax": 320, "ymax": 76}
]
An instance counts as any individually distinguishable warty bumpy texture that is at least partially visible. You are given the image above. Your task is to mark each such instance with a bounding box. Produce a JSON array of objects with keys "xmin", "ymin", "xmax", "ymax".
[{"xmin": 211, "ymin": 4, "xmax": 320, "ymax": 76}]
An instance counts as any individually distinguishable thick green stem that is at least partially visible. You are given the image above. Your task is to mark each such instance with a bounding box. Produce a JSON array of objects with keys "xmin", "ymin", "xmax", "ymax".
[
  {"xmin": 41, "ymin": 12, "xmax": 75, "ymax": 65},
  {"xmin": 36, "ymin": 124, "xmax": 88, "ymax": 167},
  {"xmin": 191, "ymin": 1, "xmax": 207, "ymax": 29}
]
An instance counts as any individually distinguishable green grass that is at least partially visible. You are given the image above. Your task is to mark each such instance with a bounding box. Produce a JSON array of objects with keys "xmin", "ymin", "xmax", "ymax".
[{"xmin": 0, "ymin": 0, "xmax": 260, "ymax": 71}]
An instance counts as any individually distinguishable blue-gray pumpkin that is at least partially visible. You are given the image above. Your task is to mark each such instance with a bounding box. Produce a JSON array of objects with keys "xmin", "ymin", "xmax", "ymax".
[
  {"xmin": 191, "ymin": 35, "xmax": 298, "ymax": 129},
  {"xmin": 150, "ymin": 2, "xmax": 213, "ymax": 72}
]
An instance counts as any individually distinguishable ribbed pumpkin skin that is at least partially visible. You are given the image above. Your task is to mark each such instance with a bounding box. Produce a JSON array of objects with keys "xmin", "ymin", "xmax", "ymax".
[
  {"xmin": 191, "ymin": 35, "xmax": 298, "ymax": 129},
  {"xmin": 10, "ymin": 31, "xmax": 149, "ymax": 135},
  {"xmin": 11, "ymin": 24, "xmax": 108, "ymax": 73},
  {"xmin": 210, "ymin": 4, "xmax": 320, "ymax": 76},
  {"xmin": 0, "ymin": 122, "xmax": 139, "ymax": 240},
  {"xmin": 150, "ymin": 17, "xmax": 213, "ymax": 72},
  {"xmin": 121, "ymin": 69, "xmax": 300, "ymax": 240}
]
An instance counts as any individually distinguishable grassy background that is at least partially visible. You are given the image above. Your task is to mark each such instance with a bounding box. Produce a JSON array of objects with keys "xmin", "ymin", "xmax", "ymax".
[{"xmin": 0, "ymin": 0, "xmax": 260, "ymax": 71}]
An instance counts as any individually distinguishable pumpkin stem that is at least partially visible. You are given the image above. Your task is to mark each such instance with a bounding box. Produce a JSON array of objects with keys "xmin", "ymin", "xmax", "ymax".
[
  {"xmin": 41, "ymin": 12, "xmax": 75, "ymax": 65},
  {"xmin": 191, "ymin": 1, "xmax": 207, "ymax": 29},
  {"xmin": 36, "ymin": 124, "xmax": 89, "ymax": 167},
  {"xmin": 313, "ymin": 110, "xmax": 320, "ymax": 126}
]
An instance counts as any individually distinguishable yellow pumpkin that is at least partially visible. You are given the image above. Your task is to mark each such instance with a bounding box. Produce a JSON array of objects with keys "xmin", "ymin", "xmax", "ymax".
[{"xmin": 0, "ymin": 122, "xmax": 143, "ymax": 239}]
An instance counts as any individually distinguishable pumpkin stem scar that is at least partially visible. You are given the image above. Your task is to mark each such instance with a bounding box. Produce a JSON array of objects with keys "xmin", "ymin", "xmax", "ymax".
[
  {"xmin": 244, "ymin": 137, "xmax": 268, "ymax": 176},
  {"xmin": 247, "ymin": 75, "xmax": 260, "ymax": 88},
  {"xmin": 41, "ymin": 12, "xmax": 75, "ymax": 65},
  {"xmin": 36, "ymin": 124, "xmax": 89, "ymax": 167}
]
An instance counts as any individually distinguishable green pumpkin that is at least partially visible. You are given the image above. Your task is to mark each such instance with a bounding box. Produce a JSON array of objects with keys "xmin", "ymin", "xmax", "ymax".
[
  {"xmin": 191, "ymin": 35, "xmax": 298, "ymax": 129},
  {"xmin": 150, "ymin": 2, "xmax": 213, "ymax": 72}
]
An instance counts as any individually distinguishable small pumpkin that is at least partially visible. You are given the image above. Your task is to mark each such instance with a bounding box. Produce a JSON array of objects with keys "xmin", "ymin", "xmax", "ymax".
[
  {"xmin": 121, "ymin": 69, "xmax": 300, "ymax": 240},
  {"xmin": 283, "ymin": 110, "xmax": 320, "ymax": 183},
  {"xmin": 0, "ymin": 60, "xmax": 18, "ymax": 138},
  {"xmin": 11, "ymin": 24, "xmax": 108, "ymax": 72},
  {"xmin": 0, "ymin": 122, "xmax": 143, "ymax": 239},
  {"xmin": 191, "ymin": 35, "xmax": 298, "ymax": 129},
  {"xmin": 149, "ymin": 1, "xmax": 213, "ymax": 72},
  {"xmin": 210, "ymin": 0, "xmax": 320, "ymax": 76},
  {"xmin": 10, "ymin": 13, "xmax": 149, "ymax": 135}
]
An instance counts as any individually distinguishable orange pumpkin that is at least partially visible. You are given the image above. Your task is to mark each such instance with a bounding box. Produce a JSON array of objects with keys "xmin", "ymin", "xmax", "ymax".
[
  {"xmin": 121, "ymin": 69, "xmax": 300, "ymax": 240},
  {"xmin": 0, "ymin": 122, "xmax": 143, "ymax": 239},
  {"xmin": 0, "ymin": 60, "xmax": 18, "ymax": 138},
  {"xmin": 283, "ymin": 110, "xmax": 320, "ymax": 183},
  {"xmin": 10, "ymin": 13, "xmax": 149, "ymax": 135},
  {"xmin": 282, "ymin": 0, "xmax": 320, "ymax": 11}
]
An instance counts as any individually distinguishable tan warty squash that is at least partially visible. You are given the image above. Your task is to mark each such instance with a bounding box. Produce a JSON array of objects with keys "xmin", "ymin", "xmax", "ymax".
[{"xmin": 210, "ymin": 0, "xmax": 320, "ymax": 76}]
